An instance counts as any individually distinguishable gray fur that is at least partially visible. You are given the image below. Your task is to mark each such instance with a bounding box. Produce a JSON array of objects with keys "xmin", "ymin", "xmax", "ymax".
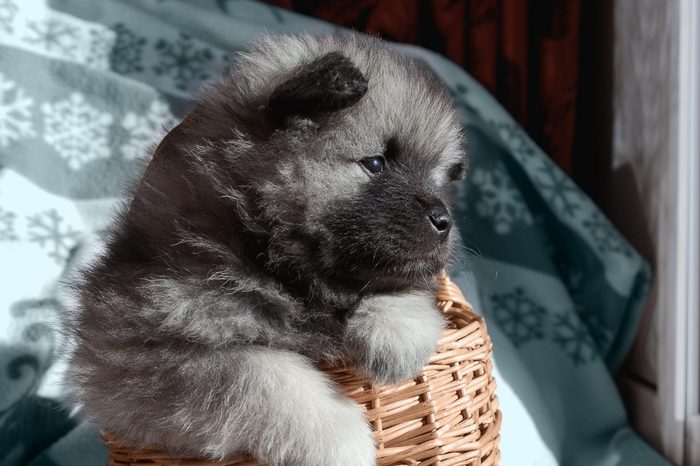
[{"xmin": 65, "ymin": 32, "xmax": 465, "ymax": 465}]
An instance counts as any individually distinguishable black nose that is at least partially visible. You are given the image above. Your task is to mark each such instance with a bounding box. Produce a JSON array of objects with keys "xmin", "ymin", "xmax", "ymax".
[{"xmin": 428, "ymin": 206, "xmax": 452, "ymax": 234}]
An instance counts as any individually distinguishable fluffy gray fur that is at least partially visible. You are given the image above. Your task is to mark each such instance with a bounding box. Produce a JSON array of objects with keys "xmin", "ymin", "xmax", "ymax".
[{"xmin": 65, "ymin": 33, "xmax": 465, "ymax": 465}]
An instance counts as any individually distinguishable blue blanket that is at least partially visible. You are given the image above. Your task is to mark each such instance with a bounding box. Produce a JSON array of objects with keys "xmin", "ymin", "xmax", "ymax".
[{"xmin": 0, "ymin": 1, "xmax": 668, "ymax": 465}]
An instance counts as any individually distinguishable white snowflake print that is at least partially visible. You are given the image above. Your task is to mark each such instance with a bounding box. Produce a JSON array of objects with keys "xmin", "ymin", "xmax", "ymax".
[
  {"xmin": 535, "ymin": 158, "xmax": 582, "ymax": 218},
  {"xmin": 553, "ymin": 313, "xmax": 598, "ymax": 366},
  {"xmin": 26, "ymin": 209, "xmax": 81, "ymax": 263},
  {"xmin": 491, "ymin": 121, "xmax": 537, "ymax": 162},
  {"xmin": 23, "ymin": 19, "xmax": 79, "ymax": 57},
  {"xmin": 41, "ymin": 93, "xmax": 114, "ymax": 170},
  {"xmin": 121, "ymin": 100, "xmax": 177, "ymax": 160},
  {"xmin": 490, "ymin": 287, "xmax": 546, "ymax": 347},
  {"xmin": 0, "ymin": 72, "xmax": 34, "ymax": 147},
  {"xmin": 85, "ymin": 29, "xmax": 115, "ymax": 70},
  {"xmin": 0, "ymin": 206, "xmax": 18, "ymax": 241},
  {"xmin": 471, "ymin": 164, "xmax": 532, "ymax": 234}
]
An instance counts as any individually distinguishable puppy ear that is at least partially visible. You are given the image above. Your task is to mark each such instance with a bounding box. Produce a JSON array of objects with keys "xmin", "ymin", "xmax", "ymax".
[{"xmin": 268, "ymin": 52, "xmax": 368, "ymax": 123}]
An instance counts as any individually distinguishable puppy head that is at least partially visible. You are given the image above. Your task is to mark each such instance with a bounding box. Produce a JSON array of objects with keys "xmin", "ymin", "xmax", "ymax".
[{"xmin": 150, "ymin": 34, "xmax": 465, "ymax": 292}]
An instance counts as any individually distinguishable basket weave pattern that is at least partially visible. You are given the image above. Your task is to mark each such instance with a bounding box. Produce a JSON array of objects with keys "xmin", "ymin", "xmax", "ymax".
[{"xmin": 104, "ymin": 273, "xmax": 501, "ymax": 465}]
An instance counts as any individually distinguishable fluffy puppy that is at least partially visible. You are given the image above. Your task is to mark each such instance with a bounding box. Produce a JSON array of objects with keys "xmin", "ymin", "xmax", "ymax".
[{"xmin": 66, "ymin": 33, "xmax": 466, "ymax": 466}]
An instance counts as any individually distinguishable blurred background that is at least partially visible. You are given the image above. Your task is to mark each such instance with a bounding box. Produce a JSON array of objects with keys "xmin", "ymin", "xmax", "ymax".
[{"xmin": 0, "ymin": 1, "xmax": 697, "ymax": 465}]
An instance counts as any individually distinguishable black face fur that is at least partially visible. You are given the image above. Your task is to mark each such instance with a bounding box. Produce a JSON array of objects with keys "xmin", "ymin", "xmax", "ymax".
[{"xmin": 321, "ymin": 136, "xmax": 461, "ymax": 289}]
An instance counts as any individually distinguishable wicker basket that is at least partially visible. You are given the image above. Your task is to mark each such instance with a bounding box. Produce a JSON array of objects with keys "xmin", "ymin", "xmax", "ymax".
[{"xmin": 103, "ymin": 273, "xmax": 501, "ymax": 465}]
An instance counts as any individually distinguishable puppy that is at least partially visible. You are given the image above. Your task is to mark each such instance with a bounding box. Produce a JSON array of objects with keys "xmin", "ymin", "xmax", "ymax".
[{"xmin": 66, "ymin": 33, "xmax": 466, "ymax": 466}]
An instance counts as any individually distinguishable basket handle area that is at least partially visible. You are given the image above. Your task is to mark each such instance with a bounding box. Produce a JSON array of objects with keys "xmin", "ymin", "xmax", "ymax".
[{"xmin": 436, "ymin": 271, "xmax": 479, "ymax": 327}]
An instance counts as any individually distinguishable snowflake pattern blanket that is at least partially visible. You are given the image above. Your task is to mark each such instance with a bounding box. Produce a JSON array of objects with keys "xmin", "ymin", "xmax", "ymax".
[{"xmin": 0, "ymin": 1, "xmax": 669, "ymax": 465}]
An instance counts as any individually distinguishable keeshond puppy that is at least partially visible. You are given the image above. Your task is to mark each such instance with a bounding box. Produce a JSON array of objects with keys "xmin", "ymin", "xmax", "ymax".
[{"xmin": 66, "ymin": 33, "xmax": 466, "ymax": 465}]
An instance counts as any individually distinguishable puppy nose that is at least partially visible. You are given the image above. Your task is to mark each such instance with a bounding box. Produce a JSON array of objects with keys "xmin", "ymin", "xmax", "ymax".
[{"xmin": 427, "ymin": 205, "xmax": 451, "ymax": 234}]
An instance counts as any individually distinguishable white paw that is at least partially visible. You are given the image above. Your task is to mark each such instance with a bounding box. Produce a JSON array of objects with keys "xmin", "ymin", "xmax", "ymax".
[
  {"xmin": 310, "ymin": 399, "xmax": 376, "ymax": 466},
  {"xmin": 263, "ymin": 396, "xmax": 375, "ymax": 466},
  {"xmin": 205, "ymin": 348, "xmax": 376, "ymax": 466},
  {"xmin": 346, "ymin": 292, "xmax": 444, "ymax": 385}
]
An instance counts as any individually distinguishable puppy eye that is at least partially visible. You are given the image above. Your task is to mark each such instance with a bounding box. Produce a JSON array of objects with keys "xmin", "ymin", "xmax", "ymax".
[
  {"xmin": 360, "ymin": 156, "xmax": 386, "ymax": 175},
  {"xmin": 447, "ymin": 161, "xmax": 466, "ymax": 181}
]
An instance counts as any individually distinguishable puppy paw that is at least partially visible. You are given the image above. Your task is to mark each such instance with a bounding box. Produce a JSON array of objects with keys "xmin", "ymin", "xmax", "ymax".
[
  {"xmin": 311, "ymin": 399, "xmax": 376, "ymax": 466},
  {"xmin": 266, "ymin": 394, "xmax": 374, "ymax": 466},
  {"xmin": 204, "ymin": 348, "xmax": 375, "ymax": 466},
  {"xmin": 346, "ymin": 291, "xmax": 444, "ymax": 385}
]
